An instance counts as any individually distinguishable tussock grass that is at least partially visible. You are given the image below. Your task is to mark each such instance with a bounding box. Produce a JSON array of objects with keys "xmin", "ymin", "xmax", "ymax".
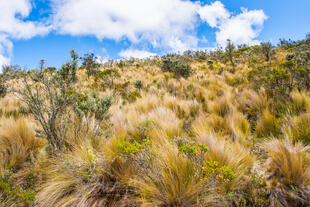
[
  {"xmin": 265, "ymin": 139, "xmax": 310, "ymax": 206},
  {"xmin": 290, "ymin": 89, "xmax": 310, "ymax": 114},
  {"xmin": 197, "ymin": 133, "xmax": 254, "ymax": 191},
  {"xmin": 283, "ymin": 113, "xmax": 310, "ymax": 145},
  {"xmin": 3, "ymin": 39, "xmax": 310, "ymax": 206},
  {"xmin": 36, "ymin": 141, "xmax": 135, "ymax": 207},
  {"xmin": 130, "ymin": 144, "xmax": 215, "ymax": 207},
  {"xmin": 0, "ymin": 117, "xmax": 45, "ymax": 172},
  {"xmin": 229, "ymin": 111, "xmax": 251, "ymax": 144},
  {"xmin": 256, "ymin": 109, "xmax": 281, "ymax": 138}
]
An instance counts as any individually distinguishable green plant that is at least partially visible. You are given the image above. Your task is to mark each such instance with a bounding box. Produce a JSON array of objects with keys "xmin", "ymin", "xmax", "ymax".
[
  {"xmin": 95, "ymin": 68, "xmax": 120, "ymax": 88},
  {"xmin": 0, "ymin": 82, "xmax": 6, "ymax": 98},
  {"xmin": 74, "ymin": 93, "xmax": 112, "ymax": 121},
  {"xmin": 0, "ymin": 171, "xmax": 36, "ymax": 206},
  {"xmin": 225, "ymin": 39, "xmax": 235, "ymax": 67},
  {"xmin": 128, "ymin": 91, "xmax": 142, "ymax": 102},
  {"xmin": 248, "ymin": 65, "xmax": 291, "ymax": 99},
  {"xmin": 202, "ymin": 161, "xmax": 236, "ymax": 186},
  {"xmin": 82, "ymin": 53, "xmax": 100, "ymax": 78},
  {"xmin": 117, "ymin": 138, "xmax": 150, "ymax": 155},
  {"xmin": 161, "ymin": 55, "xmax": 192, "ymax": 78},
  {"xmin": 134, "ymin": 80, "xmax": 143, "ymax": 90},
  {"xmin": 260, "ymin": 42, "xmax": 274, "ymax": 62}
]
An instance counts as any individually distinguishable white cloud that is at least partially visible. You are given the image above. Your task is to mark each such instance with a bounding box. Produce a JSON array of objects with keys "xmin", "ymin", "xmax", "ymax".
[
  {"xmin": 0, "ymin": 0, "xmax": 51, "ymax": 68},
  {"xmin": 0, "ymin": 35, "xmax": 12, "ymax": 67},
  {"xmin": 198, "ymin": 1, "xmax": 230, "ymax": 27},
  {"xmin": 50, "ymin": 0, "xmax": 200, "ymax": 52},
  {"xmin": 0, "ymin": 0, "xmax": 268, "ymax": 67},
  {"xmin": 119, "ymin": 49, "xmax": 156, "ymax": 59},
  {"xmin": 96, "ymin": 55, "xmax": 109, "ymax": 64},
  {"xmin": 199, "ymin": 1, "xmax": 267, "ymax": 46},
  {"xmin": 216, "ymin": 8, "xmax": 267, "ymax": 46}
]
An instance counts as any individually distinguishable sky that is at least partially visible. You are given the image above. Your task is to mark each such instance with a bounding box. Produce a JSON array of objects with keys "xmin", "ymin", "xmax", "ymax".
[{"xmin": 0, "ymin": 0, "xmax": 309, "ymax": 69}]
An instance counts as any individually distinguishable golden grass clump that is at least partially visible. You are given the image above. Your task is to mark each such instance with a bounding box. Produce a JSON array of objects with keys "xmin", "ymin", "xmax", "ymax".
[
  {"xmin": 265, "ymin": 139, "xmax": 310, "ymax": 206},
  {"xmin": 36, "ymin": 141, "xmax": 135, "ymax": 207},
  {"xmin": 229, "ymin": 111, "xmax": 251, "ymax": 144},
  {"xmin": 0, "ymin": 117, "xmax": 45, "ymax": 172},
  {"xmin": 130, "ymin": 144, "xmax": 215, "ymax": 207},
  {"xmin": 283, "ymin": 113, "xmax": 310, "ymax": 145},
  {"xmin": 210, "ymin": 95, "xmax": 231, "ymax": 117},
  {"xmin": 255, "ymin": 109, "xmax": 281, "ymax": 138},
  {"xmin": 237, "ymin": 89, "xmax": 269, "ymax": 118},
  {"xmin": 197, "ymin": 133, "xmax": 254, "ymax": 191},
  {"xmin": 290, "ymin": 89, "xmax": 310, "ymax": 114}
]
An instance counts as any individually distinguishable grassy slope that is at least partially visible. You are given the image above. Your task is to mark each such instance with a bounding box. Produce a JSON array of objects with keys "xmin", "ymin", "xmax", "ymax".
[{"xmin": 1, "ymin": 44, "xmax": 310, "ymax": 206}]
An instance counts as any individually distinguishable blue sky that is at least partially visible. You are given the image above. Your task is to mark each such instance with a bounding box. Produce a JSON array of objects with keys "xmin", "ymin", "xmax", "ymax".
[{"xmin": 0, "ymin": 0, "xmax": 309, "ymax": 69}]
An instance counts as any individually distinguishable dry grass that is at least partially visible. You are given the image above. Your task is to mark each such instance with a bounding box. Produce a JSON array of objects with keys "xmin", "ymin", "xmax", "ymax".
[
  {"xmin": 0, "ymin": 117, "xmax": 45, "ymax": 172},
  {"xmin": 3, "ymin": 43, "xmax": 310, "ymax": 206},
  {"xmin": 283, "ymin": 113, "xmax": 310, "ymax": 145},
  {"xmin": 197, "ymin": 133, "xmax": 254, "ymax": 191},
  {"xmin": 256, "ymin": 109, "xmax": 281, "ymax": 138},
  {"xmin": 36, "ymin": 141, "xmax": 135, "ymax": 207},
  {"xmin": 130, "ymin": 144, "xmax": 215, "ymax": 207},
  {"xmin": 265, "ymin": 139, "xmax": 310, "ymax": 206}
]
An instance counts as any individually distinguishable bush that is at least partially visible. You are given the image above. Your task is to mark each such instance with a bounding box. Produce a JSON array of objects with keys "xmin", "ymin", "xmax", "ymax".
[
  {"xmin": 161, "ymin": 55, "xmax": 192, "ymax": 78},
  {"xmin": 248, "ymin": 65, "xmax": 291, "ymax": 99},
  {"xmin": 0, "ymin": 82, "xmax": 6, "ymax": 98},
  {"xmin": 174, "ymin": 62, "xmax": 192, "ymax": 78},
  {"xmin": 128, "ymin": 91, "xmax": 142, "ymax": 103},
  {"xmin": 134, "ymin": 80, "xmax": 143, "ymax": 90},
  {"xmin": 0, "ymin": 171, "xmax": 36, "ymax": 207},
  {"xmin": 15, "ymin": 51, "xmax": 111, "ymax": 152}
]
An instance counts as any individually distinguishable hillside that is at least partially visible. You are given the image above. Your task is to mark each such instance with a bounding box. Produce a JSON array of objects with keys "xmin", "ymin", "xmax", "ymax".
[{"xmin": 0, "ymin": 37, "xmax": 310, "ymax": 207}]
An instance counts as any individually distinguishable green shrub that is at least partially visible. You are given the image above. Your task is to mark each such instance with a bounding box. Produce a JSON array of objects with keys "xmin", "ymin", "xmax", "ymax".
[
  {"xmin": 74, "ymin": 93, "xmax": 112, "ymax": 121},
  {"xmin": 161, "ymin": 55, "xmax": 192, "ymax": 78},
  {"xmin": 0, "ymin": 171, "xmax": 36, "ymax": 207},
  {"xmin": 128, "ymin": 91, "xmax": 142, "ymax": 102},
  {"xmin": 0, "ymin": 82, "xmax": 6, "ymax": 98},
  {"xmin": 134, "ymin": 80, "xmax": 143, "ymax": 90},
  {"xmin": 117, "ymin": 138, "xmax": 151, "ymax": 155},
  {"xmin": 248, "ymin": 65, "xmax": 290, "ymax": 99}
]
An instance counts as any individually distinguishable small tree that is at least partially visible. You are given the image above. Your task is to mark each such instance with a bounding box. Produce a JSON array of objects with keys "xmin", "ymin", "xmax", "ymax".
[
  {"xmin": 82, "ymin": 53, "xmax": 100, "ymax": 79},
  {"xmin": 69, "ymin": 50, "xmax": 79, "ymax": 82},
  {"xmin": 39, "ymin": 59, "xmax": 45, "ymax": 73},
  {"xmin": 95, "ymin": 68, "xmax": 120, "ymax": 88},
  {"xmin": 225, "ymin": 39, "xmax": 235, "ymax": 67},
  {"xmin": 261, "ymin": 42, "xmax": 273, "ymax": 62},
  {"xmin": 15, "ymin": 51, "xmax": 111, "ymax": 152}
]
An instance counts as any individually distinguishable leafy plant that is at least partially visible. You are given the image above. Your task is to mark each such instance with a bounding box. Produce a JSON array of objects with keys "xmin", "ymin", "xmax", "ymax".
[{"xmin": 161, "ymin": 55, "xmax": 192, "ymax": 78}]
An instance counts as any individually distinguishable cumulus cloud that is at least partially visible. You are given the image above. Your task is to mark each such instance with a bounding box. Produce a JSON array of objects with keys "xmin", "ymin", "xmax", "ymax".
[
  {"xmin": 50, "ymin": 0, "xmax": 200, "ymax": 52},
  {"xmin": 198, "ymin": 1, "xmax": 230, "ymax": 27},
  {"xmin": 119, "ymin": 49, "xmax": 156, "ymax": 59},
  {"xmin": 199, "ymin": 1, "xmax": 267, "ymax": 46},
  {"xmin": 0, "ymin": 0, "xmax": 51, "ymax": 68},
  {"xmin": 0, "ymin": 0, "xmax": 268, "ymax": 67}
]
